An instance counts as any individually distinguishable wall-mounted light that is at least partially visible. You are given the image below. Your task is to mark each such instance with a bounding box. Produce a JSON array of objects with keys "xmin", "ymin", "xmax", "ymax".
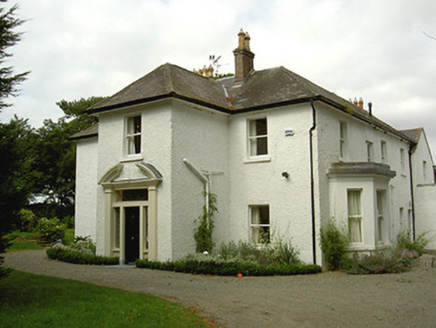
[{"xmin": 282, "ymin": 172, "xmax": 289, "ymax": 179}]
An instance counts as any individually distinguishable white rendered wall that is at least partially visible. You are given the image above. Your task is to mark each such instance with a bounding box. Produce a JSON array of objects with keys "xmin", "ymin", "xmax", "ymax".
[
  {"xmin": 170, "ymin": 100, "xmax": 229, "ymax": 260},
  {"xmin": 415, "ymin": 184, "xmax": 436, "ymax": 250},
  {"xmin": 74, "ymin": 137, "xmax": 99, "ymax": 242},
  {"xmin": 316, "ymin": 103, "xmax": 414, "ymax": 248},
  {"xmin": 228, "ymin": 104, "xmax": 316, "ymax": 263}
]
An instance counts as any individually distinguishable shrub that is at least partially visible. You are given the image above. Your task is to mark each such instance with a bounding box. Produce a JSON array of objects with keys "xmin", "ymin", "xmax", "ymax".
[
  {"xmin": 320, "ymin": 219, "xmax": 349, "ymax": 271},
  {"xmin": 396, "ymin": 230, "xmax": 429, "ymax": 256},
  {"xmin": 46, "ymin": 244, "xmax": 118, "ymax": 265},
  {"xmin": 36, "ymin": 217, "xmax": 67, "ymax": 242},
  {"xmin": 136, "ymin": 253, "xmax": 321, "ymax": 276},
  {"xmin": 17, "ymin": 209, "xmax": 38, "ymax": 232},
  {"xmin": 194, "ymin": 193, "xmax": 217, "ymax": 253},
  {"xmin": 347, "ymin": 249, "xmax": 414, "ymax": 275}
]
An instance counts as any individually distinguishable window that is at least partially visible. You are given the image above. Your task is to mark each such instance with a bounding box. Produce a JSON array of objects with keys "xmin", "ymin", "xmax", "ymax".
[
  {"xmin": 126, "ymin": 115, "xmax": 142, "ymax": 155},
  {"xmin": 423, "ymin": 161, "xmax": 427, "ymax": 182},
  {"xmin": 376, "ymin": 190, "xmax": 386, "ymax": 243},
  {"xmin": 348, "ymin": 190, "xmax": 362, "ymax": 243},
  {"xmin": 381, "ymin": 141, "xmax": 387, "ymax": 164},
  {"xmin": 339, "ymin": 122, "xmax": 347, "ymax": 159},
  {"xmin": 366, "ymin": 141, "xmax": 373, "ymax": 162},
  {"xmin": 400, "ymin": 148, "xmax": 406, "ymax": 174},
  {"xmin": 250, "ymin": 205, "xmax": 270, "ymax": 244},
  {"xmin": 248, "ymin": 118, "xmax": 268, "ymax": 157}
]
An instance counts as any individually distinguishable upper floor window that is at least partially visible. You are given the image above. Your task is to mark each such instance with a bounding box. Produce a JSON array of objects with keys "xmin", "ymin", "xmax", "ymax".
[
  {"xmin": 248, "ymin": 118, "xmax": 268, "ymax": 157},
  {"xmin": 381, "ymin": 141, "xmax": 387, "ymax": 164},
  {"xmin": 250, "ymin": 205, "xmax": 270, "ymax": 244},
  {"xmin": 366, "ymin": 141, "xmax": 373, "ymax": 162},
  {"xmin": 126, "ymin": 115, "xmax": 142, "ymax": 155},
  {"xmin": 339, "ymin": 122, "xmax": 347, "ymax": 159},
  {"xmin": 400, "ymin": 148, "xmax": 406, "ymax": 174}
]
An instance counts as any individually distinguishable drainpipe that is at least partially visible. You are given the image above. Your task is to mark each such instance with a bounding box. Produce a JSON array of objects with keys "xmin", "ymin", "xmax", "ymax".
[
  {"xmin": 309, "ymin": 99, "xmax": 317, "ymax": 265},
  {"xmin": 408, "ymin": 147, "xmax": 416, "ymax": 241},
  {"xmin": 183, "ymin": 158, "xmax": 210, "ymax": 212}
]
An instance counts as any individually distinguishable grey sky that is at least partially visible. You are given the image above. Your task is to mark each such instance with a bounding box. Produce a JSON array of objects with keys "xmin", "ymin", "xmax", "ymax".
[{"xmin": 2, "ymin": 0, "xmax": 436, "ymax": 156}]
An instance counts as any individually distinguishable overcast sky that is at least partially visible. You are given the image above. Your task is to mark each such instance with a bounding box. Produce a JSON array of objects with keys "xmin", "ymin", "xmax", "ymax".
[{"xmin": 1, "ymin": 0, "xmax": 436, "ymax": 156}]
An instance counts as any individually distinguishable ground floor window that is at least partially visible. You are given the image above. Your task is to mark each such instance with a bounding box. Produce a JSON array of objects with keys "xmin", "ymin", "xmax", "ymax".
[
  {"xmin": 250, "ymin": 205, "xmax": 270, "ymax": 244},
  {"xmin": 348, "ymin": 190, "xmax": 362, "ymax": 243},
  {"xmin": 376, "ymin": 190, "xmax": 386, "ymax": 243}
]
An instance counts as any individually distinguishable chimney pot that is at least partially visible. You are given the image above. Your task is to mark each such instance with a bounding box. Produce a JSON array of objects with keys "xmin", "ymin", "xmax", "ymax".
[{"xmin": 358, "ymin": 97, "xmax": 364, "ymax": 108}]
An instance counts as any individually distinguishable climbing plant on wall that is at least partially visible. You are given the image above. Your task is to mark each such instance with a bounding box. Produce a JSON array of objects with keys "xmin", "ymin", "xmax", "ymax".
[{"xmin": 194, "ymin": 192, "xmax": 218, "ymax": 253}]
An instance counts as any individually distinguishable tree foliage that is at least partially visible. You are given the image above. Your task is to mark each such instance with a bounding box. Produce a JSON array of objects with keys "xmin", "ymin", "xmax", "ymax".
[
  {"xmin": 0, "ymin": 0, "xmax": 29, "ymax": 110},
  {"xmin": 31, "ymin": 97, "xmax": 104, "ymax": 218}
]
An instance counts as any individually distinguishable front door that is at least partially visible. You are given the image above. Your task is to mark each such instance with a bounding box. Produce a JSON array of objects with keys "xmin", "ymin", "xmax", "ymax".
[{"xmin": 125, "ymin": 207, "xmax": 140, "ymax": 263}]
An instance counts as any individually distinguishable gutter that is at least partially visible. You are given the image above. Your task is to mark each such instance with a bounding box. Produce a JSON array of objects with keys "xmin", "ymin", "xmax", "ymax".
[{"xmin": 309, "ymin": 99, "xmax": 317, "ymax": 265}]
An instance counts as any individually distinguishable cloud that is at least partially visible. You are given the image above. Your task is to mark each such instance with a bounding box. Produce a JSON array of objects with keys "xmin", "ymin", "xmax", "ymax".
[{"xmin": 1, "ymin": 0, "xmax": 436, "ymax": 155}]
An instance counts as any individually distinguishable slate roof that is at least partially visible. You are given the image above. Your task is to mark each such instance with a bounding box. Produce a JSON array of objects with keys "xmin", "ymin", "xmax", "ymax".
[
  {"xmin": 399, "ymin": 128, "xmax": 423, "ymax": 143},
  {"xmin": 70, "ymin": 123, "xmax": 98, "ymax": 141},
  {"xmin": 85, "ymin": 63, "xmax": 416, "ymax": 144}
]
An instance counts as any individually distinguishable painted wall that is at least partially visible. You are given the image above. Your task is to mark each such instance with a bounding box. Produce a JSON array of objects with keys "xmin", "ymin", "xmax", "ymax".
[
  {"xmin": 228, "ymin": 104, "xmax": 316, "ymax": 263},
  {"xmin": 74, "ymin": 137, "xmax": 99, "ymax": 242},
  {"xmin": 415, "ymin": 184, "xmax": 436, "ymax": 250},
  {"xmin": 316, "ymin": 103, "xmax": 414, "ymax": 250},
  {"xmin": 170, "ymin": 100, "xmax": 229, "ymax": 260}
]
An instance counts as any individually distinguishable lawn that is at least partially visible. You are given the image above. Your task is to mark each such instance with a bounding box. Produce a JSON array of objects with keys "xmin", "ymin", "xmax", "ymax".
[
  {"xmin": 5, "ymin": 231, "xmax": 44, "ymax": 252},
  {"xmin": 0, "ymin": 270, "xmax": 210, "ymax": 327}
]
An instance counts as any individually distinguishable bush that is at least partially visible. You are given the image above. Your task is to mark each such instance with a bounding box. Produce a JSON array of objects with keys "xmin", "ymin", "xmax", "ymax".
[
  {"xmin": 36, "ymin": 217, "xmax": 67, "ymax": 242},
  {"xmin": 17, "ymin": 209, "xmax": 38, "ymax": 232},
  {"xmin": 396, "ymin": 230, "xmax": 429, "ymax": 256},
  {"xmin": 347, "ymin": 248, "xmax": 416, "ymax": 275},
  {"xmin": 320, "ymin": 219, "xmax": 349, "ymax": 271},
  {"xmin": 46, "ymin": 237, "xmax": 118, "ymax": 265},
  {"xmin": 136, "ymin": 254, "xmax": 321, "ymax": 276},
  {"xmin": 46, "ymin": 244, "xmax": 118, "ymax": 265}
]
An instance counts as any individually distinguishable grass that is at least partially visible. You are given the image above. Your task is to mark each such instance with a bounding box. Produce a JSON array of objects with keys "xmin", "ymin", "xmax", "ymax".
[
  {"xmin": 0, "ymin": 270, "xmax": 210, "ymax": 328},
  {"xmin": 5, "ymin": 231, "xmax": 44, "ymax": 252}
]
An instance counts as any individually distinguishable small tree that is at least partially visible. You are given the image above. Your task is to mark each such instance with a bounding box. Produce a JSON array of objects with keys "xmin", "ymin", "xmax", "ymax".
[{"xmin": 320, "ymin": 219, "xmax": 349, "ymax": 271}]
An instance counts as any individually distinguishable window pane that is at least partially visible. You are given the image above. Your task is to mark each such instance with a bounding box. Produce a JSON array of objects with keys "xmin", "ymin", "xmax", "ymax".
[
  {"xmin": 348, "ymin": 217, "xmax": 362, "ymax": 243},
  {"xmin": 256, "ymin": 118, "xmax": 267, "ymax": 136},
  {"xmin": 122, "ymin": 189, "xmax": 148, "ymax": 201},
  {"xmin": 250, "ymin": 205, "xmax": 270, "ymax": 244},
  {"xmin": 256, "ymin": 137, "xmax": 268, "ymax": 155}
]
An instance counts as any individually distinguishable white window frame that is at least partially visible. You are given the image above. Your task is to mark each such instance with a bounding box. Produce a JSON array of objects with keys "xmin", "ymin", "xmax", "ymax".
[
  {"xmin": 126, "ymin": 115, "xmax": 142, "ymax": 156},
  {"xmin": 339, "ymin": 121, "xmax": 347, "ymax": 159},
  {"xmin": 249, "ymin": 205, "xmax": 270, "ymax": 244},
  {"xmin": 247, "ymin": 118, "xmax": 268, "ymax": 159},
  {"xmin": 347, "ymin": 189, "xmax": 363, "ymax": 243},
  {"xmin": 400, "ymin": 148, "xmax": 406, "ymax": 174},
  {"xmin": 366, "ymin": 141, "xmax": 373, "ymax": 162},
  {"xmin": 376, "ymin": 190, "xmax": 387, "ymax": 243},
  {"xmin": 381, "ymin": 141, "xmax": 387, "ymax": 164}
]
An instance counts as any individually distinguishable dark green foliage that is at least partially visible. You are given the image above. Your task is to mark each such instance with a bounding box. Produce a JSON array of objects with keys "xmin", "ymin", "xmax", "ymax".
[
  {"xmin": 136, "ymin": 257, "xmax": 321, "ymax": 276},
  {"xmin": 46, "ymin": 247, "xmax": 119, "ymax": 265},
  {"xmin": 320, "ymin": 219, "xmax": 349, "ymax": 271},
  {"xmin": 396, "ymin": 230, "xmax": 429, "ymax": 256},
  {"xmin": 347, "ymin": 249, "xmax": 415, "ymax": 275},
  {"xmin": 194, "ymin": 192, "xmax": 217, "ymax": 253},
  {"xmin": 36, "ymin": 217, "xmax": 67, "ymax": 242},
  {"xmin": 0, "ymin": 1, "xmax": 29, "ymax": 110}
]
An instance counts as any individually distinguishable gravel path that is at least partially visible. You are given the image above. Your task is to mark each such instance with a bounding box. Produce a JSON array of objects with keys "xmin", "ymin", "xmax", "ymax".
[{"xmin": 4, "ymin": 250, "xmax": 436, "ymax": 327}]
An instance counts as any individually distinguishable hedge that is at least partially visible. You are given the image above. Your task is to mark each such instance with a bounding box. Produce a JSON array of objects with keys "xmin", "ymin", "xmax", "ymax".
[
  {"xmin": 46, "ymin": 247, "xmax": 119, "ymax": 265},
  {"xmin": 136, "ymin": 258, "xmax": 322, "ymax": 276}
]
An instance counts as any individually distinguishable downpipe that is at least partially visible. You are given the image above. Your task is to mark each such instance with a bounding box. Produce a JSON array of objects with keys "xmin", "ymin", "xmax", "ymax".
[{"xmin": 309, "ymin": 99, "xmax": 317, "ymax": 265}]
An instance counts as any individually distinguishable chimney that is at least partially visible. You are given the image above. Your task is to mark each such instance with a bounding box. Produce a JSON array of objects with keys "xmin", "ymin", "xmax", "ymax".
[{"xmin": 233, "ymin": 29, "xmax": 255, "ymax": 82}]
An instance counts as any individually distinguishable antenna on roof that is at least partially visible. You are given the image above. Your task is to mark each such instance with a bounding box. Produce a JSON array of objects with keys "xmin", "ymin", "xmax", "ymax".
[{"xmin": 209, "ymin": 55, "xmax": 228, "ymax": 77}]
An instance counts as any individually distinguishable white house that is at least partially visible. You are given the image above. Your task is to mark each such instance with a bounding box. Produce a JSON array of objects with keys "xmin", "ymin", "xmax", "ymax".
[{"xmin": 72, "ymin": 30, "xmax": 434, "ymax": 265}]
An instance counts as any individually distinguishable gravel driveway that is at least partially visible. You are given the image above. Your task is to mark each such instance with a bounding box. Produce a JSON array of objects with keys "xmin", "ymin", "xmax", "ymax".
[{"xmin": 4, "ymin": 250, "xmax": 436, "ymax": 327}]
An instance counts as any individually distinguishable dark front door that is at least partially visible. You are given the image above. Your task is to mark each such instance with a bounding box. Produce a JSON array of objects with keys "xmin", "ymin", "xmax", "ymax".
[{"xmin": 125, "ymin": 207, "xmax": 140, "ymax": 263}]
